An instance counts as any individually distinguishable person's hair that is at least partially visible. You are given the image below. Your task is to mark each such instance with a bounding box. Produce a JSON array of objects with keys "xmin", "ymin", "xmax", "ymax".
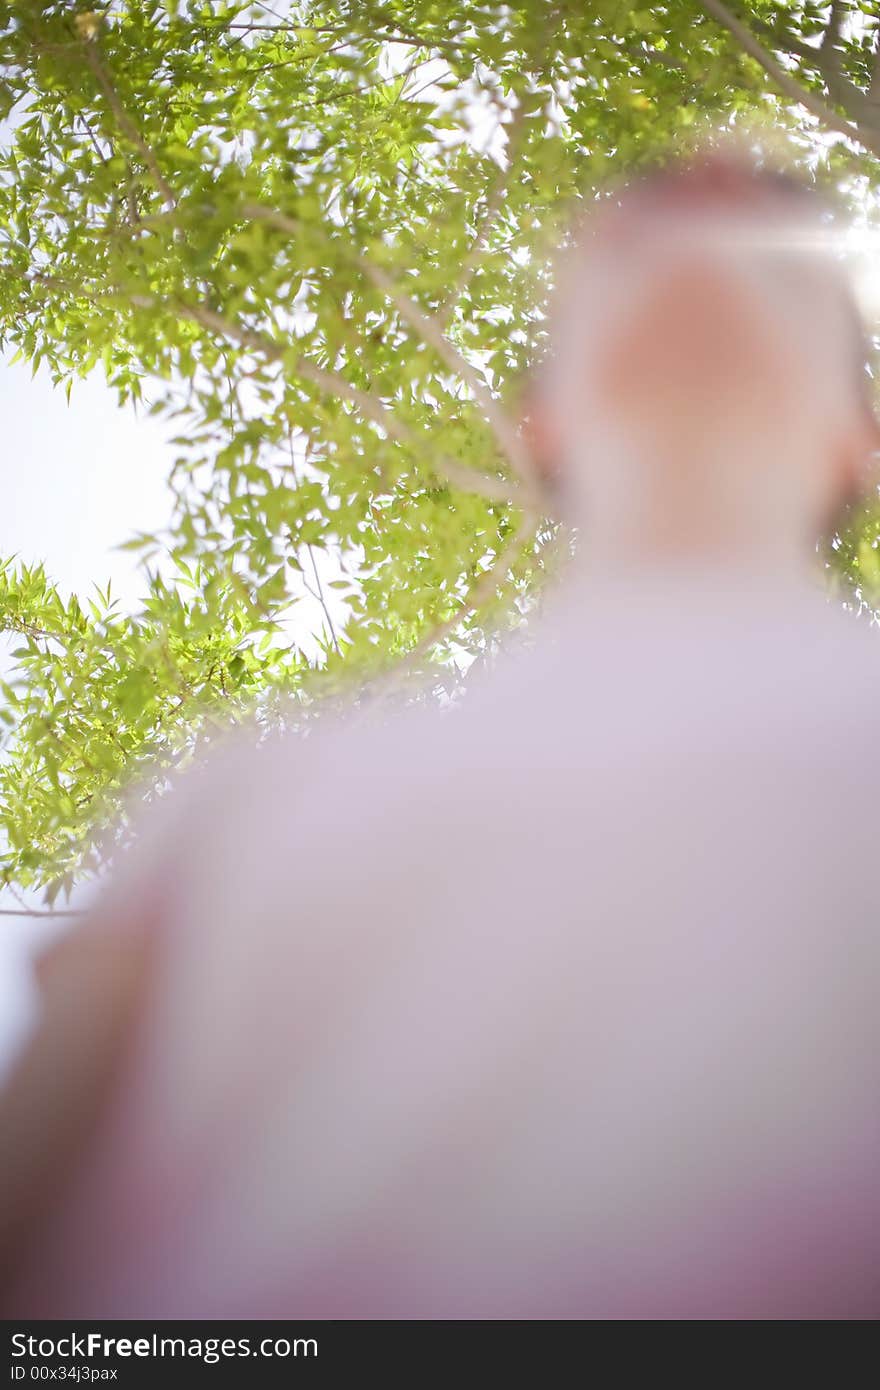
[
  {"xmin": 527, "ymin": 149, "xmax": 877, "ymax": 491},
  {"xmin": 608, "ymin": 152, "xmax": 874, "ymax": 415},
  {"xmin": 597, "ymin": 152, "xmax": 820, "ymax": 225}
]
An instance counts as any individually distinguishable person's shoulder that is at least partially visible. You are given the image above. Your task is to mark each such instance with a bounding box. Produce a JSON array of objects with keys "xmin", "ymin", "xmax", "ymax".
[
  {"xmin": 117, "ymin": 687, "xmax": 460, "ymax": 856},
  {"xmin": 789, "ymin": 597, "xmax": 880, "ymax": 716}
]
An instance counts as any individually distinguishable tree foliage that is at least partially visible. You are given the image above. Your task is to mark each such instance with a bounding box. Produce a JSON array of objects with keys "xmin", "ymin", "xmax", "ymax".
[{"xmin": 1, "ymin": 0, "xmax": 880, "ymax": 899}]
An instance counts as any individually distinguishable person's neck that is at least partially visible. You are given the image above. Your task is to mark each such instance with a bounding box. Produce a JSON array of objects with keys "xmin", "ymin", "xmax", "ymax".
[
  {"xmin": 557, "ymin": 434, "xmax": 829, "ymax": 598},
  {"xmin": 568, "ymin": 517, "xmax": 823, "ymax": 600}
]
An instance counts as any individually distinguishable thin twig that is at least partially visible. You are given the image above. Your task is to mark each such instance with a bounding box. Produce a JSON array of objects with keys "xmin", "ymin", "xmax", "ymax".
[
  {"xmin": 287, "ymin": 433, "xmax": 342, "ymax": 656},
  {"xmin": 439, "ymin": 101, "xmax": 528, "ymax": 329},
  {"xmin": 223, "ymin": 23, "xmax": 347, "ymax": 33},
  {"xmin": 0, "ymin": 907, "xmax": 86, "ymax": 918},
  {"xmin": 0, "ymin": 616, "xmax": 62, "ymax": 642},
  {"xmin": 6, "ymin": 883, "xmax": 35, "ymax": 915},
  {"xmin": 220, "ymin": 20, "xmax": 468, "ymax": 59},
  {"xmin": 79, "ymin": 111, "xmax": 140, "ymax": 224},
  {"xmin": 78, "ymin": 113, "xmax": 109, "ymax": 165}
]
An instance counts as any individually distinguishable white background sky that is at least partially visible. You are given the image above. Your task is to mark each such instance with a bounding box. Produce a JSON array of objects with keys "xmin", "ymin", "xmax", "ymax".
[
  {"xmin": 0, "ymin": 356, "xmax": 175, "ymax": 604},
  {"xmin": 0, "ymin": 355, "xmax": 178, "ymax": 1068}
]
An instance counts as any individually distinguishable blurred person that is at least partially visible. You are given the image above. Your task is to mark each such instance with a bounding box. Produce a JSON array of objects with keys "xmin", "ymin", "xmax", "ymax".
[{"xmin": 2, "ymin": 148, "xmax": 880, "ymax": 1320}]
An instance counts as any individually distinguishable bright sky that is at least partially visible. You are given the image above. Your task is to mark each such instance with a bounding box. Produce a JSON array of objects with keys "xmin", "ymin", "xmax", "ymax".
[
  {"xmin": 0, "ymin": 356, "xmax": 178, "ymax": 1069},
  {"xmin": 0, "ymin": 356, "xmax": 175, "ymax": 605}
]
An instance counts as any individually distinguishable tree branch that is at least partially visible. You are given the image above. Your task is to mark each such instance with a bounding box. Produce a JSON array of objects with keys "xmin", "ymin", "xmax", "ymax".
[
  {"xmin": 743, "ymin": 4, "xmax": 880, "ymax": 144},
  {"xmin": 22, "ymin": 260, "xmax": 529, "ymax": 509},
  {"xmin": 820, "ymin": 1, "xmax": 847, "ymax": 62},
  {"xmin": 124, "ymin": 198, "xmax": 523, "ymax": 489},
  {"xmin": 817, "ymin": 1, "xmax": 858, "ymax": 113},
  {"xmin": 750, "ymin": 21, "xmax": 816, "ymax": 66},
  {"xmin": 864, "ymin": 20, "xmax": 880, "ymax": 127},
  {"xmin": 406, "ymin": 510, "xmax": 537, "ymax": 667},
  {"xmin": 698, "ymin": 0, "xmax": 866, "ymax": 148},
  {"xmin": 81, "ymin": 37, "xmax": 176, "ymax": 208},
  {"xmin": 242, "ymin": 202, "xmax": 542, "ymax": 501},
  {"xmin": 361, "ymin": 260, "xmax": 536, "ymax": 489},
  {"xmin": 174, "ymin": 297, "xmax": 534, "ymax": 508}
]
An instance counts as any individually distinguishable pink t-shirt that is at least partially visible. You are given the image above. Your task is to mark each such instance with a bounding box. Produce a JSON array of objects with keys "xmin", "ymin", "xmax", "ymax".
[{"xmin": 7, "ymin": 568, "xmax": 880, "ymax": 1318}]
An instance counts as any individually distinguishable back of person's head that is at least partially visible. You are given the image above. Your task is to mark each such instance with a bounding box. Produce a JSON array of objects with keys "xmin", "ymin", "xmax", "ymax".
[{"xmin": 527, "ymin": 144, "xmax": 879, "ymax": 562}]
